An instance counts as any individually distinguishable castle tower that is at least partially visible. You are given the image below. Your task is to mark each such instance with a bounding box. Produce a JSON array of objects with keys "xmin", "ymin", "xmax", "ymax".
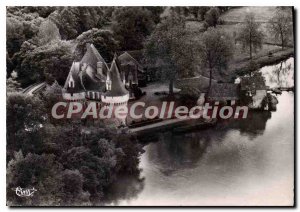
[
  {"xmin": 101, "ymin": 58, "xmax": 129, "ymax": 125},
  {"xmin": 62, "ymin": 62, "xmax": 85, "ymax": 102}
]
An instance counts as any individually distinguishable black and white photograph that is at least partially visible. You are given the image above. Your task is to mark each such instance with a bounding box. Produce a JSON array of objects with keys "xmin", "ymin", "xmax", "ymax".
[{"xmin": 5, "ymin": 4, "xmax": 295, "ymax": 207}]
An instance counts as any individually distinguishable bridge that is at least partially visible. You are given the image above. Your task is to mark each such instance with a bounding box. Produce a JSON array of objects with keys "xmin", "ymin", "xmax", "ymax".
[{"xmin": 22, "ymin": 82, "xmax": 46, "ymax": 95}]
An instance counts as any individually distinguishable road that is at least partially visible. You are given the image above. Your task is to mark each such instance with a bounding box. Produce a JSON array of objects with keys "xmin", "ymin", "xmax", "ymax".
[{"xmin": 22, "ymin": 82, "xmax": 46, "ymax": 95}]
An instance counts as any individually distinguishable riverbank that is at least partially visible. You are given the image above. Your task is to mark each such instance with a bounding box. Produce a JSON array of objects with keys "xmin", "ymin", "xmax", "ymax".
[
  {"xmin": 230, "ymin": 48, "xmax": 294, "ymax": 79},
  {"xmin": 197, "ymin": 47, "xmax": 294, "ymax": 83}
]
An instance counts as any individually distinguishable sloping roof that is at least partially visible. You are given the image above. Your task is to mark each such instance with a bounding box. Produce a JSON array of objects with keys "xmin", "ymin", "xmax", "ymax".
[
  {"xmin": 80, "ymin": 44, "xmax": 109, "ymax": 75},
  {"xmin": 80, "ymin": 65, "xmax": 105, "ymax": 92},
  {"xmin": 118, "ymin": 50, "xmax": 144, "ymax": 64},
  {"xmin": 104, "ymin": 59, "xmax": 129, "ymax": 97},
  {"xmin": 175, "ymin": 75, "xmax": 217, "ymax": 95},
  {"xmin": 207, "ymin": 83, "xmax": 239, "ymax": 100},
  {"xmin": 63, "ymin": 62, "xmax": 84, "ymax": 93},
  {"xmin": 45, "ymin": 81, "xmax": 62, "ymax": 95},
  {"xmin": 118, "ymin": 51, "xmax": 144, "ymax": 73},
  {"xmin": 240, "ymin": 74, "xmax": 268, "ymax": 91}
]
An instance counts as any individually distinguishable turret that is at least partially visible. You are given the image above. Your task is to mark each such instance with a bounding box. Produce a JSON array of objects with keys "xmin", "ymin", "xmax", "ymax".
[{"xmin": 101, "ymin": 58, "xmax": 129, "ymax": 126}]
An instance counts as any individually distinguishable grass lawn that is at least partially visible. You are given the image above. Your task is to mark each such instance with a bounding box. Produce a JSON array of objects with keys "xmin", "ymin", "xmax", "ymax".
[
  {"xmin": 232, "ymin": 43, "xmax": 282, "ymax": 62},
  {"xmin": 184, "ymin": 7, "xmax": 294, "ymax": 82},
  {"xmin": 220, "ymin": 6, "xmax": 278, "ymax": 23}
]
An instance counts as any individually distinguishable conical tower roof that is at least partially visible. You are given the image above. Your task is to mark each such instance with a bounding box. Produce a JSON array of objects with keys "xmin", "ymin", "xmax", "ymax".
[
  {"xmin": 104, "ymin": 59, "xmax": 128, "ymax": 97},
  {"xmin": 80, "ymin": 44, "xmax": 109, "ymax": 75},
  {"xmin": 63, "ymin": 62, "xmax": 84, "ymax": 93}
]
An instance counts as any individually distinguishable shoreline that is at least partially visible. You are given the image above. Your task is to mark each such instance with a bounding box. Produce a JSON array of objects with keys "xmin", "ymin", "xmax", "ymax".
[{"xmin": 228, "ymin": 48, "xmax": 294, "ymax": 80}]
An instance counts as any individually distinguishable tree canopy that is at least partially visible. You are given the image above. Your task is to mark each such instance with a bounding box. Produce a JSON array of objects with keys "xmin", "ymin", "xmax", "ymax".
[
  {"xmin": 268, "ymin": 8, "xmax": 293, "ymax": 49},
  {"xmin": 199, "ymin": 27, "xmax": 234, "ymax": 90},
  {"xmin": 112, "ymin": 7, "xmax": 155, "ymax": 50},
  {"xmin": 75, "ymin": 28, "xmax": 119, "ymax": 62},
  {"xmin": 237, "ymin": 13, "xmax": 264, "ymax": 59},
  {"xmin": 144, "ymin": 16, "xmax": 197, "ymax": 95}
]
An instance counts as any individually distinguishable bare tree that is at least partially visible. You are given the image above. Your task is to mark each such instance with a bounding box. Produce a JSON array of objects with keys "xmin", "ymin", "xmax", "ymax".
[
  {"xmin": 199, "ymin": 27, "xmax": 234, "ymax": 92},
  {"xmin": 268, "ymin": 9, "xmax": 293, "ymax": 49},
  {"xmin": 237, "ymin": 13, "xmax": 264, "ymax": 59}
]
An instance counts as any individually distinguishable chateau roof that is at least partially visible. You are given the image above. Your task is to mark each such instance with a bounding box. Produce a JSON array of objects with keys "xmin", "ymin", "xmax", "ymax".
[
  {"xmin": 63, "ymin": 62, "xmax": 84, "ymax": 93},
  {"xmin": 119, "ymin": 50, "xmax": 144, "ymax": 63},
  {"xmin": 45, "ymin": 80, "xmax": 62, "ymax": 95},
  {"xmin": 175, "ymin": 75, "xmax": 217, "ymax": 94},
  {"xmin": 118, "ymin": 51, "xmax": 144, "ymax": 72},
  {"xmin": 80, "ymin": 65, "xmax": 105, "ymax": 92},
  {"xmin": 104, "ymin": 59, "xmax": 129, "ymax": 97},
  {"xmin": 80, "ymin": 44, "xmax": 109, "ymax": 75},
  {"xmin": 241, "ymin": 74, "xmax": 268, "ymax": 91},
  {"xmin": 207, "ymin": 83, "xmax": 239, "ymax": 101}
]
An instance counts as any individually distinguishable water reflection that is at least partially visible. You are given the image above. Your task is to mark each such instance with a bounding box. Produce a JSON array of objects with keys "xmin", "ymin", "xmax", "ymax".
[
  {"xmin": 219, "ymin": 111, "xmax": 272, "ymax": 139},
  {"xmin": 260, "ymin": 57, "xmax": 294, "ymax": 88},
  {"xmin": 122, "ymin": 92, "xmax": 293, "ymax": 206},
  {"xmin": 101, "ymin": 173, "xmax": 145, "ymax": 205}
]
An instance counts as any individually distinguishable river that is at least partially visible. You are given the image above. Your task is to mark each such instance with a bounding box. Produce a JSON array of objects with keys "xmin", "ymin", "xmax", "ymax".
[{"xmin": 108, "ymin": 57, "xmax": 294, "ymax": 206}]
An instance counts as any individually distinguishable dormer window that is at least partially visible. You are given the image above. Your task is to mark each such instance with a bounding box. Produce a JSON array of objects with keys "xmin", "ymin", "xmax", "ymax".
[
  {"xmin": 106, "ymin": 79, "xmax": 112, "ymax": 91},
  {"xmin": 68, "ymin": 75, "xmax": 75, "ymax": 88}
]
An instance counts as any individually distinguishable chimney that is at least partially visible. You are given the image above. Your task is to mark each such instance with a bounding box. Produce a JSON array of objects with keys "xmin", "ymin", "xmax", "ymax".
[
  {"xmin": 86, "ymin": 43, "xmax": 91, "ymax": 50},
  {"xmin": 97, "ymin": 61, "xmax": 103, "ymax": 76}
]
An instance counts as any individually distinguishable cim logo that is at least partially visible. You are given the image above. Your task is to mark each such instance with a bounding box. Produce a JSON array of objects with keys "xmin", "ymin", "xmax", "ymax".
[{"xmin": 13, "ymin": 187, "xmax": 37, "ymax": 197}]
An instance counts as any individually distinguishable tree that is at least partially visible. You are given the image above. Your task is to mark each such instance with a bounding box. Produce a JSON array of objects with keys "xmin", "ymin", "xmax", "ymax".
[
  {"xmin": 204, "ymin": 7, "xmax": 220, "ymax": 28},
  {"xmin": 143, "ymin": 6, "xmax": 165, "ymax": 24},
  {"xmin": 237, "ymin": 13, "xmax": 264, "ymax": 59},
  {"xmin": 6, "ymin": 93, "xmax": 47, "ymax": 159},
  {"xmin": 6, "ymin": 11, "xmax": 44, "ymax": 58},
  {"xmin": 268, "ymin": 9, "xmax": 293, "ymax": 49},
  {"xmin": 20, "ymin": 6, "xmax": 57, "ymax": 18},
  {"xmin": 6, "ymin": 75, "xmax": 22, "ymax": 93},
  {"xmin": 6, "ymin": 9, "xmax": 44, "ymax": 77},
  {"xmin": 75, "ymin": 28, "xmax": 119, "ymax": 62},
  {"xmin": 144, "ymin": 16, "xmax": 197, "ymax": 95},
  {"xmin": 199, "ymin": 27, "xmax": 234, "ymax": 92},
  {"xmin": 49, "ymin": 7, "xmax": 106, "ymax": 40},
  {"xmin": 60, "ymin": 144, "xmax": 116, "ymax": 200},
  {"xmin": 112, "ymin": 7, "xmax": 155, "ymax": 50},
  {"xmin": 188, "ymin": 7, "xmax": 201, "ymax": 19},
  {"xmin": 112, "ymin": 134, "xmax": 143, "ymax": 174},
  {"xmin": 35, "ymin": 19, "xmax": 61, "ymax": 45},
  {"xmin": 60, "ymin": 169, "xmax": 91, "ymax": 206},
  {"xmin": 247, "ymin": 60, "xmax": 259, "ymax": 76},
  {"xmin": 7, "ymin": 151, "xmax": 91, "ymax": 206},
  {"xmin": 198, "ymin": 7, "xmax": 210, "ymax": 21},
  {"xmin": 7, "ymin": 152, "xmax": 64, "ymax": 206},
  {"xmin": 14, "ymin": 40, "xmax": 74, "ymax": 86}
]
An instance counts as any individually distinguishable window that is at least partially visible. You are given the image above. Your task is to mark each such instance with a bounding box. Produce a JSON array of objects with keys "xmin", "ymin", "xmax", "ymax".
[{"xmin": 106, "ymin": 80, "xmax": 112, "ymax": 90}]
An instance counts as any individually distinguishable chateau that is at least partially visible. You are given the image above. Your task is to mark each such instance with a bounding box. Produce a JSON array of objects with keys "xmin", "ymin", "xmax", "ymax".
[{"xmin": 63, "ymin": 44, "xmax": 144, "ymax": 108}]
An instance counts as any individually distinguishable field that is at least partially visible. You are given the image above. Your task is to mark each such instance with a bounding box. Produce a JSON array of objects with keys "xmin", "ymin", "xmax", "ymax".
[
  {"xmin": 184, "ymin": 6, "xmax": 294, "ymax": 82},
  {"xmin": 220, "ymin": 6, "xmax": 278, "ymax": 23}
]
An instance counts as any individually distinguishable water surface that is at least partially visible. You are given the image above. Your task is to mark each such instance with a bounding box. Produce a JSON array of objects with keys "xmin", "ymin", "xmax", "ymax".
[{"xmin": 109, "ymin": 58, "xmax": 294, "ymax": 206}]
